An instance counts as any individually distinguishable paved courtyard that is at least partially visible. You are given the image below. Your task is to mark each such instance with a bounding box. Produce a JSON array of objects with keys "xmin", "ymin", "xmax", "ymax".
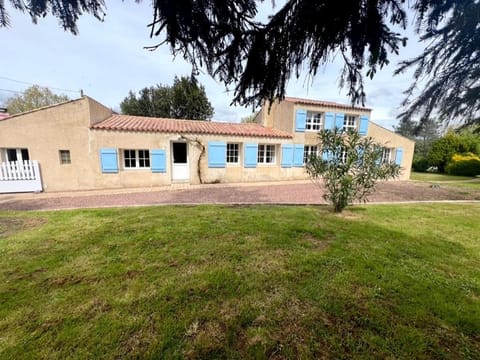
[{"xmin": 1, "ymin": 180, "xmax": 479, "ymax": 211}]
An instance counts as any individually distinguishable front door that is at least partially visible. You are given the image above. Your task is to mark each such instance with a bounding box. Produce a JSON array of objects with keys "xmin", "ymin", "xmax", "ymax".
[{"xmin": 171, "ymin": 142, "xmax": 189, "ymax": 182}]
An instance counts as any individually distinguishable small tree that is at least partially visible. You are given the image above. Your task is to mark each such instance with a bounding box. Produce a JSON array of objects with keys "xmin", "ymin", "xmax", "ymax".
[{"xmin": 306, "ymin": 128, "xmax": 400, "ymax": 213}]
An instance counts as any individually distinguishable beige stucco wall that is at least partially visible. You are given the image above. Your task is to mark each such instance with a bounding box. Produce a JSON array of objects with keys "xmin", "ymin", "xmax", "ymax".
[
  {"xmin": 368, "ymin": 122, "xmax": 415, "ymax": 180},
  {"xmin": 257, "ymin": 100, "xmax": 414, "ymax": 180},
  {"xmin": 0, "ymin": 98, "xmax": 98, "ymax": 192},
  {"xmin": 90, "ymin": 131, "xmax": 307, "ymax": 188},
  {"xmin": 0, "ymin": 96, "xmax": 414, "ymax": 192}
]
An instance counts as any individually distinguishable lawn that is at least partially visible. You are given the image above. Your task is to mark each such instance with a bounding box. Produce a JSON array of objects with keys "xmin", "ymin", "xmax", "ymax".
[
  {"xmin": 1, "ymin": 205, "xmax": 479, "ymax": 359},
  {"xmin": 411, "ymin": 172, "xmax": 480, "ymax": 190}
]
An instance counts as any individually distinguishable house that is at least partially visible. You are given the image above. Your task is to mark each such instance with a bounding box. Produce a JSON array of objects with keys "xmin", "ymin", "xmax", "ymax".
[{"xmin": 0, "ymin": 96, "xmax": 414, "ymax": 193}]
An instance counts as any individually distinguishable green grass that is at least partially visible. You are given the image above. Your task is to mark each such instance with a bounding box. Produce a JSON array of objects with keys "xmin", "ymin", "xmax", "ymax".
[
  {"xmin": 1, "ymin": 205, "xmax": 479, "ymax": 359},
  {"xmin": 411, "ymin": 171, "xmax": 480, "ymax": 190}
]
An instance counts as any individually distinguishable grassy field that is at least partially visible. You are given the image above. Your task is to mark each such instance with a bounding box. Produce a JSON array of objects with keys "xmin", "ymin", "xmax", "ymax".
[
  {"xmin": 1, "ymin": 205, "xmax": 479, "ymax": 359},
  {"xmin": 411, "ymin": 172, "xmax": 480, "ymax": 190}
]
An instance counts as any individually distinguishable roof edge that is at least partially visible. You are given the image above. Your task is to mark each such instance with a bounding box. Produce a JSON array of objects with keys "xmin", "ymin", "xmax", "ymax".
[
  {"xmin": 1, "ymin": 97, "xmax": 87, "ymax": 120},
  {"xmin": 283, "ymin": 96, "xmax": 372, "ymax": 112}
]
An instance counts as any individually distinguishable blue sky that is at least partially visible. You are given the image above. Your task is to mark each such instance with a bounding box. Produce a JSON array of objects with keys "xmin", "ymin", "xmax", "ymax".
[{"xmin": 1, "ymin": 1, "xmax": 424, "ymax": 128}]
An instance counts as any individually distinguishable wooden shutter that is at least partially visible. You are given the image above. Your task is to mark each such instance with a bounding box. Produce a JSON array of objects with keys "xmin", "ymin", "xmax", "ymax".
[
  {"xmin": 395, "ymin": 148, "xmax": 404, "ymax": 166},
  {"xmin": 244, "ymin": 143, "xmax": 258, "ymax": 168},
  {"xmin": 151, "ymin": 149, "xmax": 166, "ymax": 173},
  {"xmin": 295, "ymin": 109, "xmax": 306, "ymax": 132},
  {"xmin": 293, "ymin": 144, "xmax": 304, "ymax": 167},
  {"xmin": 208, "ymin": 141, "xmax": 227, "ymax": 168},
  {"xmin": 100, "ymin": 148, "xmax": 118, "ymax": 173},
  {"xmin": 359, "ymin": 115, "xmax": 369, "ymax": 135},
  {"xmin": 324, "ymin": 112, "xmax": 335, "ymax": 130}
]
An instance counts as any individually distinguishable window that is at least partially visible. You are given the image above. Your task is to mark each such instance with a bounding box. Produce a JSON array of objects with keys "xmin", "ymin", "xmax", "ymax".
[
  {"xmin": 381, "ymin": 148, "xmax": 392, "ymax": 164},
  {"xmin": 340, "ymin": 148, "xmax": 348, "ymax": 164},
  {"xmin": 123, "ymin": 149, "xmax": 150, "ymax": 169},
  {"xmin": 305, "ymin": 111, "xmax": 323, "ymax": 131},
  {"xmin": 344, "ymin": 115, "xmax": 357, "ymax": 131},
  {"xmin": 303, "ymin": 145, "xmax": 318, "ymax": 164},
  {"xmin": 2, "ymin": 148, "xmax": 29, "ymax": 162},
  {"xmin": 59, "ymin": 150, "xmax": 71, "ymax": 164},
  {"xmin": 258, "ymin": 144, "xmax": 276, "ymax": 164},
  {"xmin": 226, "ymin": 143, "xmax": 239, "ymax": 164}
]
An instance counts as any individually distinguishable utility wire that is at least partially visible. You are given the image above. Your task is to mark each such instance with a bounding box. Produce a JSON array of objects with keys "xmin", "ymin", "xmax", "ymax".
[{"xmin": 0, "ymin": 76, "xmax": 81, "ymax": 94}]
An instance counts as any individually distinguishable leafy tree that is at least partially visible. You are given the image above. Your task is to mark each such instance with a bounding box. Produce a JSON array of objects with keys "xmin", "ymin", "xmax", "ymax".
[
  {"xmin": 415, "ymin": 118, "xmax": 440, "ymax": 158},
  {"xmin": 427, "ymin": 131, "xmax": 480, "ymax": 173},
  {"xmin": 2, "ymin": 85, "xmax": 69, "ymax": 114},
  {"xmin": 305, "ymin": 128, "xmax": 400, "ymax": 213},
  {"xmin": 394, "ymin": 118, "xmax": 418, "ymax": 140},
  {"xmin": 120, "ymin": 76, "xmax": 214, "ymax": 120},
  {"xmin": 2, "ymin": 1, "xmax": 479, "ymax": 125},
  {"xmin": 240, "ymin": 114, "xmax": 257, "ymax": 123}
]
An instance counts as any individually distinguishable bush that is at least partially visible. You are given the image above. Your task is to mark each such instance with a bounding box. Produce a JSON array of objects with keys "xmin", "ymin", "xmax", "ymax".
[
  {"xmin": 445, "ymin": 153, "xmax": 480, "ymax": 176},
  {"xmin": 412, "ymin": 156, "xmax": 429, "ymax": 172}
]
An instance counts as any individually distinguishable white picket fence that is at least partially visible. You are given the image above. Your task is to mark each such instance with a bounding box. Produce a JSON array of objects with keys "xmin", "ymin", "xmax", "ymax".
[{"xmin": 0, "ymin": 160, "xmax": 43, "ymax": 193}]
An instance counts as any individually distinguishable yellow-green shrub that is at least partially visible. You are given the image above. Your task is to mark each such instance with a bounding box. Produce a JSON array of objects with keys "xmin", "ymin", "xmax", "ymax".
[{"xmin": 445, "ymin": 153, "xmax": 480, "ymax": 176}]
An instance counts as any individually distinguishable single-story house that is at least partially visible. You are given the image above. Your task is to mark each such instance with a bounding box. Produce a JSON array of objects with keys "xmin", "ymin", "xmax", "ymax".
[{"xmin": 0, "ymin": 96, "xmax": 414, "ymax": 193}]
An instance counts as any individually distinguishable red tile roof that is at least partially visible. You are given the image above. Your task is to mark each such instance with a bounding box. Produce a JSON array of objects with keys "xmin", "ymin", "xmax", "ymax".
[
  {"xmin": 284, "ymin": 97, "xmax": 371, "ymax": 111},
  {"xmin": 91, "ymin": 115, "xmax": 293, "ymax": 139}
]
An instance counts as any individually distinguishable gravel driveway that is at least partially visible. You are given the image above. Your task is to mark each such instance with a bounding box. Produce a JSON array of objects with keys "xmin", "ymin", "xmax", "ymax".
[{"xmin": 0, "ymin": 180, "xmax": 479, "ymax": 211}]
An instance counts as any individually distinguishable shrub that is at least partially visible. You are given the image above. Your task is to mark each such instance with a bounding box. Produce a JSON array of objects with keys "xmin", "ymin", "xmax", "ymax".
[
  {"xmin": 445, "ymin": 153, "xmax": 480, "ymax": 177},
  {"xmin": 412, "ymin": 156, "xmax": 429, "ymax": 172},
  {"xmin": 305, "ymin": 128, "xmax": 400, "ymax": 213}
]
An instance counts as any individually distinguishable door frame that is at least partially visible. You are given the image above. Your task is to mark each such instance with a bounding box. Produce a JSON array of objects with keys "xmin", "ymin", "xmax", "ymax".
[{"xmin": 171, "ymin": 141, "xmax": 190, "ymax": 182}]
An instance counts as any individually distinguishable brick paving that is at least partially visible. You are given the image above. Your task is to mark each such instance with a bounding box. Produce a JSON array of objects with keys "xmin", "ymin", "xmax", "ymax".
[{"xmin": 0, "ymin": 180, "xmax": 479, "ymax": 211}]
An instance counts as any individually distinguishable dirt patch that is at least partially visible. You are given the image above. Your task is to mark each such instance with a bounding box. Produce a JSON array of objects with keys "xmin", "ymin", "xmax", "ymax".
[
  {"xmin": 302, "ymin": 233, "xmax": 334, "ymax": 252},
  {"xmin": 0, "ymin": 216, "xmax": 47, "ymax": 237}
]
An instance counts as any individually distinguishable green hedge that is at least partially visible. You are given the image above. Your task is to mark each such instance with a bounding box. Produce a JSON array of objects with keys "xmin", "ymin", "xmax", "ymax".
[{"xmin": 445, "ymin": 153, "xmax": 480, "ymax": 176}]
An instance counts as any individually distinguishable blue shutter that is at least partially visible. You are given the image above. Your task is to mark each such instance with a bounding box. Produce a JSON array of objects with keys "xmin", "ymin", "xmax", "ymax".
[
  {"xmin": 295, "ymin": 109, "xmax": 306, "ymax": 132},
  {"xmin": 281, "ymin": 144, "xmax": 294, "ymax": 168},
  {"xmin": 324, "ymin": 112, "xmax": 335, "ymax": 130},
  {"xmin": 100, "ymin": 148, "xmax": 118, "ymax": 173},
  {"xmin": 151, "ymin": 149, "xmax": 166, "ymax": 173},
  {"xmin": 244, "ymin": 143, "xmax": 258, "ymax": 168},
  {"xmin": 293, "ymin": 144, "xmax": 304, "ymax": 167},
  {"xmin": 395, "ymin": 148, "xmax": 404, "ymax": 166},
  {"xmin": 322, "ymin": 150, "xmax": 330, "ymax": 161},
  {"xmin": 208, "ymin": 141, "xmax": 226, "ymax": 168},
  {"xmin": 335, "ymin": 113, "xmax": 344, "ymax": 130},
  {"xmin": 359, "ymin": 115, "xmax": 369, "ymax": 135}
]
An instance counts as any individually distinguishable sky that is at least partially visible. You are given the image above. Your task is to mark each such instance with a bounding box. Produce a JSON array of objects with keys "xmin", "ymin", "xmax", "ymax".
[{"xmin": 0, "ymin": 1, "xmax": 425, "ymax": 129}]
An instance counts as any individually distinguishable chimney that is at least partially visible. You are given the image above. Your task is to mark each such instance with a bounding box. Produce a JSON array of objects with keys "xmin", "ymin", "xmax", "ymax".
[{"xmin": 0, "ymin": 108, "xmax": 10, "ymax": 120}]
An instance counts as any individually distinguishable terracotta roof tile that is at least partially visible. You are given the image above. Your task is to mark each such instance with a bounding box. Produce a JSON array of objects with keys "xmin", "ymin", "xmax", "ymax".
[
  {"xmin": 91, "ymin": 115, "xmax": 293, "ymax": 139},
  {"xmin": 284, "ymin": 97, "xmax": 371, "ymax": 111}
]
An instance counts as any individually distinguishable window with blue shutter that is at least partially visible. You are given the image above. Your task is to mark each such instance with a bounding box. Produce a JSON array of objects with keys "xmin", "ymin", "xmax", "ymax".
[
  {"xmin": 244, "ymin": 143, "xmax": 258, "ymax": 168},
  {"xmin": 359, "ymin": 115, "xmax": 369, "ymax": 135},
  {"xmin": 324, "ymin": 112, "xmax": 335, "ymax": 130},
  {"xmin": 395, "ymin": 148, "xmax": 404, "ymax": 166},
  {"xmin": 322, "ymin": 150, "xmax": 330, "ymax": 161},
  {"xmin": 335, "ymin": 113, "xmax": 344, "ymax": 130},
  {"xmin": 293, "ymin": 144, "xmax": 304, "ymax": 167},
  {"xmin": 295, "ymin": 109, "xmax": 306, "ymax": 132},
  {"xmin": 281, "ymin": 144, "xmax": 294, "ymax": 168},
  {"xmin": 208, "ymin": 141, "xmax": 227, "ymax": 168},
  {"xmin": 151, "ymin": 149, "xmax": 166, "ymax": 173},
  {"xmin": 100, "ymin": 148, "xmax": 118, "ymax": 173}
]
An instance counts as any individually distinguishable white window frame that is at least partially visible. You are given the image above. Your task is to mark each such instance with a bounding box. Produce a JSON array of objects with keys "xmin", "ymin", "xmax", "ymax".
[
  {"xmin": 303, "ymin": 145, "xmax": 318, "ymax": 164},
  {"xmin": 340, "ymin": 148, "xmax": 348, "ymax": 164},
  {"xmin": 344, "ymin": 115, "xmax": 357, "ymax": 131},
  {"xmin": 123, "ymin": 149, "xmax": 150, "ymax": 169},
  {"xmin": 258, "ymin": 144, "xmax": 276, "ymax": 164},
  {"xmin": 226, "ymin": 143, "xmax": 240, "ymax": 164},
  {"xmin": 381, "ymin": 147, "xmax": 392, "ymax": 164},
  {"xmin": 305, "ymin": 111, "xmax": 323, "ymax": 131},
  {"xmin": 1, "ymin": 148, "xmax": 30, "ymax": 163}
]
